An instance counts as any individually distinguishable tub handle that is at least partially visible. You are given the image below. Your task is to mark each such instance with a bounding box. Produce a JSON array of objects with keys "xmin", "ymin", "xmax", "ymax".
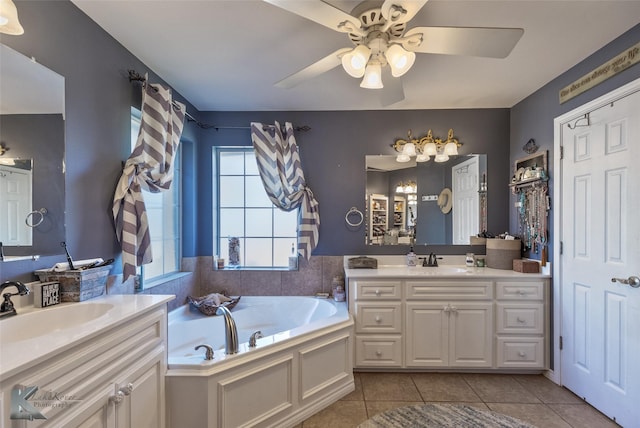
[
  {"xmin": 249, "ymin": 330, "xmax": 263, "ymax": 348},
  {"xmin": 195, "ymin": 344, "xmax": 215, "ymax": 360}
]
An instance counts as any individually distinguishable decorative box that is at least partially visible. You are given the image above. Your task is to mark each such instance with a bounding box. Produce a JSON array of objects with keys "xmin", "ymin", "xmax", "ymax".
[
  {"xmin": 513, "ymin": 259, "xmax": 540, "ymax": 273},
  {"xmin": 34, "ymin": 265, "xmax": 111, "ymax": 302},
  {"xmin": 486, "ymin": 238, "xmax": 522, "ymax": 270},
  {"xmin": 347, "ymin": 256, "xmax": 378, "ymax": 269}
]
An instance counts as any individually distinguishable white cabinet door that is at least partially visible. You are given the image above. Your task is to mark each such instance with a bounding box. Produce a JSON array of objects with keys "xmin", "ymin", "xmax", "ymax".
[
  {"xmin": 406, "ymin": 302, "xmax": 492, "ymax": 368},
  {"xmin": 406, "ymin": 302, "xmax": 449, "ymax": 367},
  {"xmin": 449, "ymin": 302, "xmax": 493, "ymax": 368},
  {"xmin": 115, "ymin": 347, "xmax": 165, "ymax": 428}
]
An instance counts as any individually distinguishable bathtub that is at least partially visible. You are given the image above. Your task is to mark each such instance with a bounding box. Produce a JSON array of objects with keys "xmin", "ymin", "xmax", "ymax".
[{"xmin": 165, "ymin": 296, "xmax": 354, "ymax": 428}]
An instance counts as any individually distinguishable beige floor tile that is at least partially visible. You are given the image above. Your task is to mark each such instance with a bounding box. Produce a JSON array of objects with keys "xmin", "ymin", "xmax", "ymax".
[
  {"xmin": 359, "ymin": 372, "xmax": 422, "ymax": 401},
  {"xmin": 302, "ymin": 400, "xmax": 368, "ymax": 428},
  {"xmin": 412, "ymin": 373, "xmax": 482, "ymax": 402},
  {"xmin": 463, "ymin": 374, "xmax": 541, "ymax": 403},
  {"xmin": 424, "ymin": 401, "xmax": 490, "ymax": 411},
  {"xmin": 341, "ymin": 372, "xmax": 364, "ymax": 401},
  {"xmin": 487, "ymin": 403, "xmax": 572, "ymax": 428},
  {"xmin": 548, "ymin": 404, "xmax": 620, "ymax": 428},
  {"xmin": 365, "ymin": 401, "xmax": 424, "ymax": 419},
  {"xmin": 513, "ymin": 374, "xmax": 583, "ymax": 404}
]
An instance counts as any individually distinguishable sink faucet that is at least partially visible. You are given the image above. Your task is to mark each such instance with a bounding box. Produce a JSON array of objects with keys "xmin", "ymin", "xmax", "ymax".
[
  {"xmin": 216, "ymin": 305, "xmax": 238, "ymax": 355},
  {"xmin": 422, "ymin": 252, "xmax": 440, "ymax": 267},
  {"xmin": 0, "ymin": 281, "xmax": 30, "ymax": 319}
]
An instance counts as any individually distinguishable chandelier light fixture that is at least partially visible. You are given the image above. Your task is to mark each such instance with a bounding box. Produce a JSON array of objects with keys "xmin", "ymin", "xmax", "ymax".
[
  {"xmin": 392, "ymin": 129, "xmax": 462, "ymax": 163},
  {"xmin": 0, "ymin": 0, "xmax": 24, "ymax": 35}
]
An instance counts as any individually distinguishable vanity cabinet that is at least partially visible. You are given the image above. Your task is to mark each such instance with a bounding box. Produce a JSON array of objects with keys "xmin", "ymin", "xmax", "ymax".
[
  {"xmin": 0, "ymin": 303, "xmax": 168, "ymax": 428},
  {"xmin": 347, "ymin": 271, "xmax": 549, "ymax": 371}
]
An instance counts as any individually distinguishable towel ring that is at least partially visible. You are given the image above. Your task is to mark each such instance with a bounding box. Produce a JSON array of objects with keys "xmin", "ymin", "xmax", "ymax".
[
  {"xmin": 26, "ymin": 208, "xmax": 47, "ymax": 228},
  {"xmin": 345, "ymin": 207, "xmax": 364, "ymax": 227}
]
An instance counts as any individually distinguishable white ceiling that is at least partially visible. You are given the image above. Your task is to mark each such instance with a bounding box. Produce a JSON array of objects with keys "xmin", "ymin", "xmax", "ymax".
[{"xmin": 70, "ymin": 0, "xmax": 640, "ymax": 112}]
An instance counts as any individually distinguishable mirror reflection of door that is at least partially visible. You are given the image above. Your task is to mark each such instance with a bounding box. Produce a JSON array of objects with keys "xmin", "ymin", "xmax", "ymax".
[
  {"xmin": 452, "ymin": 156, "xmax": 480, "ymax": 245},
  {"xmin": 0, "ymin": 162, "xmax": 33, "ymax": 245}
]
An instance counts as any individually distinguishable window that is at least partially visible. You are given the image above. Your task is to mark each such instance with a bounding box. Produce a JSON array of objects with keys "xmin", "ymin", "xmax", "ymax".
[
  {"xmin": 131, "ymin": 107, "xmax": 181, "ymax": 285},
  {"xmin": 215, "ymin": 147, "xmax": 297, "ymax": 268}
]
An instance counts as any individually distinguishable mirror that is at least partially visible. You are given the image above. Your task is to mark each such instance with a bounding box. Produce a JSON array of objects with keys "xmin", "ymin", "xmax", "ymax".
[
  {"xmin": 0, "ymin": 44, "xmax": 65, "ymax": 259},
  {"xmin": 366, "ymin": 154, "xmax": 487, "ymax": 246}
]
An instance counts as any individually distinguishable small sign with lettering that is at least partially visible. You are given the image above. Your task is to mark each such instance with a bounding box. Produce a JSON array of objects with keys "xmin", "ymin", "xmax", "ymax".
[
  {"xmin": 34, "ymin": 282, "xmax": 60, "ymax": 308},
  {"xmin": 559, "ymin": 41, "xmax": 640, "ymax": 104}
]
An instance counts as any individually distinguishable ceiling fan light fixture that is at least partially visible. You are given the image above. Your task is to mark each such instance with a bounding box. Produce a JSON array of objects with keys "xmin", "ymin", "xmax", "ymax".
[
  {"xmin": 360, "ymin": 62, "xmax": 383, "ymax": 89},
  {"xmin": 385, "ymin": 44, "xmax": 415, "ymax": 77},
  {"xmin": 0, "ymin": 0, "xmax": 24, "ymax": 35},
  {"xmin": 342, "ymin": 45, "xmax": 371, "ymax": 78}
]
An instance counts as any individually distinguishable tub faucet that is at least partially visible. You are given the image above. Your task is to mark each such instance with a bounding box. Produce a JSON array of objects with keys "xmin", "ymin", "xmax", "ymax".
[
  {"xmin": 1, "ymin": 281, "xmax": 30, "ymax": 319},
  {"xmin": 216, "ymin": 306, "xmax": 238, "ymax": 355}
]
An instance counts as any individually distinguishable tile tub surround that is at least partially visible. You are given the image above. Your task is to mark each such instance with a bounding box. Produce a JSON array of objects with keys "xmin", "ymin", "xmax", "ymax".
[
  {"xmin": 297, "ymin": 373, "xmax": 618, "ymax": 428},
  {"xmin": 103, "ymin": 255, "xmax": 344, "ymax": 311}
]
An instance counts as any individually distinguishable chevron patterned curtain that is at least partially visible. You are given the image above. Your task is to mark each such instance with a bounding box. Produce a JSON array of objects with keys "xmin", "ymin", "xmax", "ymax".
[
  {"xmin": 250, "ymin": 121, "xmax": 319, "ymax": 260},
  {"xmin": 112, "ymin": 79, "xmax": 186, "ymax": 281}
]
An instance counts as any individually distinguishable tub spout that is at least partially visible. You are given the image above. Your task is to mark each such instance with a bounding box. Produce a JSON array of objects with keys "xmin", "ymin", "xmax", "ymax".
[{"xmin": 216, "ymin": 305, "xmax": 238, "ymax": 354}]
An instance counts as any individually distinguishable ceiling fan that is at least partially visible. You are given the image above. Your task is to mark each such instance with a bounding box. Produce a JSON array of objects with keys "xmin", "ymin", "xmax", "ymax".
[{"xmin": 264, "ymin": 0, "xmax": 523, "ymax": 102}]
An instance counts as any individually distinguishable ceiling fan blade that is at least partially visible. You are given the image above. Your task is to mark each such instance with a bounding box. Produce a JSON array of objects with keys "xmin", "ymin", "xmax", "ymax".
[
  {"xmin": 275, "ymin": 47, "xmax": 352, "ymax": 89},
  {"xmin": 381, "ymin": 0, "xmax": 429, "ymax": 26},
  {"xmin": 264, "ymin": 0, "xmax": 362, "ymax": 34},
  {"xmin": 404, "ymin": 26, "xmax": 524, "ymax": 58},
  {"xmin": 379, "ymin": 68, "xmax": 405, "ymax": 106}
]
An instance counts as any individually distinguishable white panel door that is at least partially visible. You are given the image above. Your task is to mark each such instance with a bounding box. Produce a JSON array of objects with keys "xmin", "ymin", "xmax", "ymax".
[
  {"xmin": 452, "ymin": 156, "xmax": 480, "ymax": 244},
  {"xmin": 0, "ymin": 165, "xmax": 32, "ymax": 245},
  {"xmin": 561, "ymin": 87, "xmax": 640, "ymax": 427}
]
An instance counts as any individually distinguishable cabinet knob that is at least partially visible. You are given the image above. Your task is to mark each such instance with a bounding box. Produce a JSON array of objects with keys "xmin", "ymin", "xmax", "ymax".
[
  {"xmin": 518, "ymin": 351, "xmax": 526, "ymax": 358},
  {"xmin": 109, "ymin": 390, "xmax": 125, "ymax": 404},
  {"xmin": 516, "ymin": 290, "xmax": 527, "ymax": 296},
  {"xmin": 375, "ymin": 289, "xmax": 381, "ymax": 296},
  {"xmin": 375, "ymin": 350, "xmax": 382, "ymax": 357},
  {"xmin": 450, "ymin": 306, "xmax": 458, "ymax": 313},
  {"xmin": 119, "ymin": 383, "xmax": 134, "ymax": 396},
  {"xmin": 516, "ymin": 317, "xmax": 526, "ymax": 323},
  {"xmin": 443, "ymin": 305, "xmax": 450, "ymax": 312},
  {"xmin": 375, "ymin": 316, "xmax": 382, "ymax": 323}
]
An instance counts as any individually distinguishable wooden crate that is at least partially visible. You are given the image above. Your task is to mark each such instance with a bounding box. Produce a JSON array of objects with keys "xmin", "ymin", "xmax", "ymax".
[{"xmin": 512, "ymin": 259, "xmax": 540, "ymax": 273}]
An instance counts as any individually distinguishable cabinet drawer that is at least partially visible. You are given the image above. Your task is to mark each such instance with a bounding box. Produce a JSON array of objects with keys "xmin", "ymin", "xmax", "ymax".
[
  {"xmin": 355, "ymin": 303, "xmax": 402, "ymax": 333},
  {"xmin": 496, "ymin": 281, "xmax": 544, "ymax": 301},
  {"xmin": 355, "ymin": 280, "xmax": 401, "ymax": 300},
  {"xmin": 496, "ymin": 337, "xmax": 545, "ymax": 368},
  {"xmin": 406, "ymin": 281, "xmax": 493, "ymax": 300},
  {"xmin": 496, "ymin": 303, "xmax": 544, "ymax": 334},
  {"xmin": 355, "ymin": 335, "xmax": 402, "ymax": 367}
]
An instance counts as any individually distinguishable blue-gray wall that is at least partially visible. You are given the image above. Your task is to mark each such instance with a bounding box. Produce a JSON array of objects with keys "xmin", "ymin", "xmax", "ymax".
[
  {"xmin": 510, "ymin": 24, "xmax": 640, "ymax": 261},
  {"xmin": 1, "ymin": 0, "xmax": 638, "ymax": 283}
]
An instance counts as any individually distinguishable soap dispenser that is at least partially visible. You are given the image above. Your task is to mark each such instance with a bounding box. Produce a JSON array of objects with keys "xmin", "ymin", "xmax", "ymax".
[{"xmin": 406, "ymin": 246, "xmax": 417, "ymax": 266}]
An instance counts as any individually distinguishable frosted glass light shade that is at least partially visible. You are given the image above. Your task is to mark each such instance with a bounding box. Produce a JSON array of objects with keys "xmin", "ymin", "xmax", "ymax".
[
  {"xmin": 385, "ymin": 44, "xmax": 415, "ymax": 77},
  {"xmin": 396, "ymin": 154, "xmax": 410, "ymax": 162},
  {"xmin": 424, "ymin": 142, "xmax": 437, "ymax": 156},
  {"xmin": 416, "ymin": 153, "xmax": 429, "ymax": 162},
  {"xmin": 0, "ymin": 0, "xmax": 24, "ymax": 35},
  {"xmin": 434, "ymin": 153, "xmax": 449, "ymax": 163},
  {"xmin": 342, "ymin": 45, "xmax": 371, "ymax": 78},
  {"xmin": 444, "ymin": 141, "xmax": 458, "ymax": 155},
  {"xmin": 401, "ymin": 142, "xmax": 417, "ymax": 156},
  {"xmin": 360, "ymin": 63, "xmax": 383, "ymax": 89}
]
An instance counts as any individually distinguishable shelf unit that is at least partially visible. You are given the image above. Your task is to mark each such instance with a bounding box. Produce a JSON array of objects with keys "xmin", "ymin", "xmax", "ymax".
[
  {"xmin": 393, "ymin": 196, "xmax": 406, "ymax": 229},
  {"xmin": 368, "ymin": 194, "xmax": 388, "ymax": 244}
]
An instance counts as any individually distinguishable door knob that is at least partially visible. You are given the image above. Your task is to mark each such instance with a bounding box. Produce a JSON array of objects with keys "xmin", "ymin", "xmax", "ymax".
[{"xmin": 611, "ymin": 276, "xmax": 640, "ymax": 288}]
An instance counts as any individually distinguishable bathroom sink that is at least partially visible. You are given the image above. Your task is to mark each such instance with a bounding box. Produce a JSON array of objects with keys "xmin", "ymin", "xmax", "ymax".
[
  {"xmin": 0, "ymin": 302, "xmax": 114, "ymax": 342},
  {"xmin": 422, "ymin": 266, "xmax": 470, "ymax": 274}
]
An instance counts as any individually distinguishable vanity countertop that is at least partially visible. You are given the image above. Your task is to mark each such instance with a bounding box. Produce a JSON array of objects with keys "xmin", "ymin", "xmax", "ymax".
[
  {"xmin": 345, "ymin": 264, "xmax": 551, "ymax": 279},
  {"xmin": 0, "ymin": 294, "xmax": 174, "ymax": 381}
]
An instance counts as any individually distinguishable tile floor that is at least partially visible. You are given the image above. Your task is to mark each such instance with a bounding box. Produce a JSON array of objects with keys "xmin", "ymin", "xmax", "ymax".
[{"xmin": 298, "ymin": 372, "xmax": 620, "ymax": 428}]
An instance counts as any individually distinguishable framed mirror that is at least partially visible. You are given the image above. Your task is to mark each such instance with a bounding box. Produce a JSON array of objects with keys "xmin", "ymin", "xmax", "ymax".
[
  {"xmin": 0, "ymin": 44, "xmax": 65, "ymax": 259},
  {"xmin": 366, "ymin": 154, "xmax": 487, "ymax": 246}
]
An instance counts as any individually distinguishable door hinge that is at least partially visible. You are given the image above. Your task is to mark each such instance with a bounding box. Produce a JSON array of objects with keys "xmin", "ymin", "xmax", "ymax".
[
  {"xmin": 560, "ymin": 241, "xmax": 563, "ymax": 255},
  {"xmin": 559, "ymin": 336, "xmax": 563, "ymax": 350},
  {"xmin": 560, "ymin": 145, "xmax": 564, "ymax": 159}
]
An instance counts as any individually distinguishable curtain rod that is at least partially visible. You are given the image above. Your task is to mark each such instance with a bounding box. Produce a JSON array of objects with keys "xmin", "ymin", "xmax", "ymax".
[{"xmin": 127, "ymin": 70, "xmax": 311, "ymax": 132}]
